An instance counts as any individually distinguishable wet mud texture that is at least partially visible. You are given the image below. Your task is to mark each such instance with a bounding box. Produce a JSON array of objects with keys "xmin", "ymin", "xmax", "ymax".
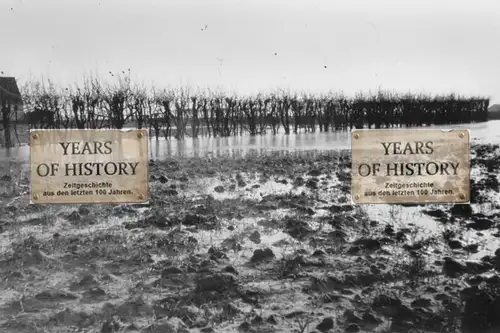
[{"xmin": 0, "ymin": 144, "xmax": 499, "ymax": 333}]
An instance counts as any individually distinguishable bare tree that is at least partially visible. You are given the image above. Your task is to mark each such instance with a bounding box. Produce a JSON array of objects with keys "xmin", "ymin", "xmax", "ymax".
[
  {"xmin": 130, "ymin": 84, "xmax": 147, "ymax": 129},
  {"xmin": 6, "ymin": 76, "xmax": 492, "ymax": 147},
  {"xmin": 102, "ymin": 73, "xmax": 132, "ymax": 129}
]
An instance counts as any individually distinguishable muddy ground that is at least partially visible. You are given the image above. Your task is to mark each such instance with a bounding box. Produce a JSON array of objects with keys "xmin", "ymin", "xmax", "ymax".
[{"xmin": 0, "ymin": 144, "xmax": 499, "ymax": 333}]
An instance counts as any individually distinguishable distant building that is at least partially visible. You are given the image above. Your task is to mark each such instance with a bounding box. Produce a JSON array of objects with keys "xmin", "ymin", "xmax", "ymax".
[
  {"xmin": 0, "ymin": 77, "xmax": 23, "ymax": 147},
  {"xmin": 489, "ymin": 104, "xmax": 500, "ymax": 112},
  {"xmin": 0, "ymin": 76, "xmax": 24, "ymax": 120},
  {"xmin": 488, "ymin": 104, "xmax": 500, "ymax": 120}
]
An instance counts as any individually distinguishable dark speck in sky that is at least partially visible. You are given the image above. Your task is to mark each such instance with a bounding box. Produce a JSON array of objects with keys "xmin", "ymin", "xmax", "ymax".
[{"xmin": 1, "ymin": 1, "xmax": 498, "ymax": 102}]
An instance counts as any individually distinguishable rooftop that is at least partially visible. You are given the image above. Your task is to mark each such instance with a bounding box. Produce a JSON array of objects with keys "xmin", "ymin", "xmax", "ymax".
[
  {"xmin": 0, "ymin": 77, "xmax": 22, "ymax": 102},
  {"xmin": 489, "ymin": 104, "xmax": 500, "ymax": 113}
]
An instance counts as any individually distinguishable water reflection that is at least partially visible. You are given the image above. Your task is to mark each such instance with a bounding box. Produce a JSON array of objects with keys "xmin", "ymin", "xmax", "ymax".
[{"xmin": 1, "ymin": 120, "xmax": 499, "ymax": 162}]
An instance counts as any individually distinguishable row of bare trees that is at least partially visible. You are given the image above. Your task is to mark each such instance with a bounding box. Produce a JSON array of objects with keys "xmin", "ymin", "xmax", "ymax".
[{"xmin": 11, "ymin": 77, "xmax": 491, "ymax": 143}]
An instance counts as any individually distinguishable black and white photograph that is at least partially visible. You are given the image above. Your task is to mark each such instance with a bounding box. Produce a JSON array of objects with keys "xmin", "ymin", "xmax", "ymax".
[{"xmin": 1, "ymin": 0, "xmax": 500, "ymax": 332}]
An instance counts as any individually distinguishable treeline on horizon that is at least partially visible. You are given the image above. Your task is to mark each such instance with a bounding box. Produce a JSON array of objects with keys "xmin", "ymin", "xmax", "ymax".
[{"xmin": 3, "ymin": 75, "xmax": 491, "ymax": 145}]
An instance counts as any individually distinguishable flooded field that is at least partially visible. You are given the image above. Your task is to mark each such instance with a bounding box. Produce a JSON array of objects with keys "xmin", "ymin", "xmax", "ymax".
[
  {"xmin": 1, "ymin": 120, "xmax": 500, "ymax": 161},
  {"xmin": 0, "ymin": 123, "xmax": 499, "ymax": 333}
]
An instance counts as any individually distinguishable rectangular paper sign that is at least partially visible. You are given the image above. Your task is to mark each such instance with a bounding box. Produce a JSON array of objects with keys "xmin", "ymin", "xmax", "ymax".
[
  {"xmin": 30, "ymin": 129, "xmax": 149, "ymax": 204},
  {"xmin": 351, "ymin": 129, "xmax": 470, "ymax": 204}
]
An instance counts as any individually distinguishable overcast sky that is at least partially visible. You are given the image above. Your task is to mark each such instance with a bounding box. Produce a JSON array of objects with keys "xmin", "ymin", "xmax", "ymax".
[{"xmin": 1, "ymin": 0, "xmax": 499, "ymax": 103}]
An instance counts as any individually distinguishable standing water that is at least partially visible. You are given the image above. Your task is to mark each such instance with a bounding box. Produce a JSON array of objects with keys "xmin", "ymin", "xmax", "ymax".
[{"xmin": 1, "ymin": 120, "xmax": 500, "ymax": 161}]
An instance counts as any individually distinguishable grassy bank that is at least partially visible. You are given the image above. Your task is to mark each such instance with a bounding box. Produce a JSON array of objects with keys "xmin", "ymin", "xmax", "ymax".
[
  {"xmin": 488, "ymin": 110, "xmax": 500, "ymax": 120},
  {"xmin": 0, "ymin": 145, "xmax": 500, "ymax": 333}
]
